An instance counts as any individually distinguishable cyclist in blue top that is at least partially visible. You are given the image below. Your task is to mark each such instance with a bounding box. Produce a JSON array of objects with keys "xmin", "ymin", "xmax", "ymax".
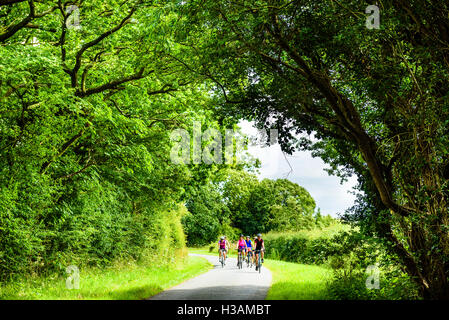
[{"xmin": 245, "ymin": 236, "xmax": 254, "ymax": 265}]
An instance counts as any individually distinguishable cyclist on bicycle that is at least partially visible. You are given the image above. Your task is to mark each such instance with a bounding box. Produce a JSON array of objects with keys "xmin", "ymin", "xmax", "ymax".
[
  {"xmin": 218, "ymin": 236, "xmax": 227, "ymax": 264},
  {"xmin": 245, "ymin": 235, "xmax": 254, "ymax": 265},
  {"xmin": 254, "ymin": 233, "xmax": 265, "ymax": 271},
  {"xmin": 236, "ymin": 234, "xmax": 247, "ymax": 266}
]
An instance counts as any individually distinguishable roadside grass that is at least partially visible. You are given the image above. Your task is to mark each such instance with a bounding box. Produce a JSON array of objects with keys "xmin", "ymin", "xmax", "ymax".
[
  {"xmin": 0, "ymin": 256, "xmax": 211, "ymax": 300},
  {"xmin": 263, "ymin": 259, "xmax": 332, "ymax": 300},
  {"xmin": 189, "ymin": 248, "xmax": 332, "ymax": 300}
]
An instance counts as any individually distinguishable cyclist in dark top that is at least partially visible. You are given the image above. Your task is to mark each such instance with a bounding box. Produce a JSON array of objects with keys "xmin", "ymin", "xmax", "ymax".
[{"xmin": 254, "ymin": 233, "xmax": 265, "ymax": 271}]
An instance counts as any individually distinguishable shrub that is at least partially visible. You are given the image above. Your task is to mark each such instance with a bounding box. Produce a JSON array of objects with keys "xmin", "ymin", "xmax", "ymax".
[
  {"xmin": 0, "ymin": 173, "xmax": 189, "ymax": 282},
  {"xmin": 264, "ymin": 224, "xmax": 352, "ymax": 264},
  {"xmin": 326, "ymin": 254, "xmax": 419, "ymax": 300},
  {"xmin": 264, "ymin": 224, "xmax": 420, "ymax": 300}
]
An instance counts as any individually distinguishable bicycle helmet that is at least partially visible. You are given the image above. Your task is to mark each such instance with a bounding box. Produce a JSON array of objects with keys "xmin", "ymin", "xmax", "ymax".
[
  {"xmin": 220, "ymin": 236, "xmax": 225, "ymax": 240},
  {"xmin": 257, "ymin": 233, "xmax": 262, "ymax": 237}
]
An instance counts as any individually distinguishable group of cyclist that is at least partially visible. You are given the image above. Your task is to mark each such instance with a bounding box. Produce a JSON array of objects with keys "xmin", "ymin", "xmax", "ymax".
[{"xmin": 218, "ymin": 233, "xmax": 265, "ymax": 271}]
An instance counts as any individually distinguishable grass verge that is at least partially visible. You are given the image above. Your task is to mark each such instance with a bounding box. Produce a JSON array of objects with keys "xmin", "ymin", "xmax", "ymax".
[
  {"xmin": 0, "ymin": 256, "xmax": 212, "ymax": 300},
  {"xmin": 264, "ymin": 259, "xmax": 331, "ymax": 300}
]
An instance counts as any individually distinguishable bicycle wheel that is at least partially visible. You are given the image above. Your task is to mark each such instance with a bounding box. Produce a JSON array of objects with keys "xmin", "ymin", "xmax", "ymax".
[{"xmin": 258, "ymin": 255, "xmax": 262, "ymax": 273}]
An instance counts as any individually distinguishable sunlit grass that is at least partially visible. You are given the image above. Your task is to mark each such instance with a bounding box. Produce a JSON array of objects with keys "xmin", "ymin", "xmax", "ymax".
[
  {"xmin": 264, "ymin": 259, "xmax": 332, "ymax": 300},
  {"xmin": 0, "ymin": 256, "xmax": 212, "ymax": 300}
]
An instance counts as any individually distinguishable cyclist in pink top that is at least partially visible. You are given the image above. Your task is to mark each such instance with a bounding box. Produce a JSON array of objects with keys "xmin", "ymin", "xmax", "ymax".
[
  {"xmin": 235, "ymin": 234, "xmax": 247, "ymax": 266},
  {"xmin": 218, "ymin": 236, "xmax": 227, "ymax": 263}
]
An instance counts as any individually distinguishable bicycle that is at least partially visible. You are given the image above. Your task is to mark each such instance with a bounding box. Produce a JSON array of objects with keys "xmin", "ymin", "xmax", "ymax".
[
  {"xmin": 219, "ymin": 249, "xmax": 226, "ymax": 268},
  {"xmin": 246, "ymin": 250, "xmax": 253, "ymax": 268},
  {"xmin": 237, "ymin": 249, "xmax": 244, "ymax": 269},
  {"xmin": 255, "ymin": 249, "xmax": 263, "ymax": 273}
]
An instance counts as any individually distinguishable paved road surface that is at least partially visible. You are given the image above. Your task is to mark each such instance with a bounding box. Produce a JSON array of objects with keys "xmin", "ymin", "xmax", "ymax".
[{"xmin": 150, "ymin": 253, "xmax": 272, "ymax": 300}]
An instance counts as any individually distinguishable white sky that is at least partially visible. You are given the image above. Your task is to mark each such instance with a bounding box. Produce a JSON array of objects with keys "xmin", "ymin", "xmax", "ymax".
[{"xmin": 239, "ymin": 120, "xmax": 358, "ymax": 217}]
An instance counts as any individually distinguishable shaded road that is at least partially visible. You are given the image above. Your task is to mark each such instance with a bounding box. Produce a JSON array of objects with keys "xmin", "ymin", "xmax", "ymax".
[{"xmin": 149, "ymin": 253, "xmax": 272, "ymax": 300}]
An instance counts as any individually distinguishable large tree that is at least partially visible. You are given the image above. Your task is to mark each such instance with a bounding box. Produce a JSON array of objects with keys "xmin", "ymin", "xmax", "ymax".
[
  {"xmin": 176, "ymin": 0, "xmax": 449, "ymax": 298},
  {"xmin": 0, "ymin": 0, "xmax": 216, "ymax": 278}
]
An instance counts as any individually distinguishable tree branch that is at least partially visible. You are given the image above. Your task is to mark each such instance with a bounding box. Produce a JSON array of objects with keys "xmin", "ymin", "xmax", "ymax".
[
  {"xmin": 0, "ymin": 0, "xmax": 26, "ymax": 6},
  {"xmin": 0, "ymin": 0, "xmax": 57, "ymax": 42},
  {"xmin": 40, "ymin": 121, "xmax": 91, "ymax": 174},
  {"xmin": 75, "ymin": 67, "xmax": 147, "ymax": 97},
  {"xmin": 69, "ymin": 6, "xmax": 137, "ymax": 87}
]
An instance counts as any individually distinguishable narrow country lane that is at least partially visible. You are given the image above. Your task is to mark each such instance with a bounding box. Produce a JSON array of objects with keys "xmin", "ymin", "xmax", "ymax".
[{"xmin": 149, "ymin": 254, "xmax": 272, "ymax": 300}]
